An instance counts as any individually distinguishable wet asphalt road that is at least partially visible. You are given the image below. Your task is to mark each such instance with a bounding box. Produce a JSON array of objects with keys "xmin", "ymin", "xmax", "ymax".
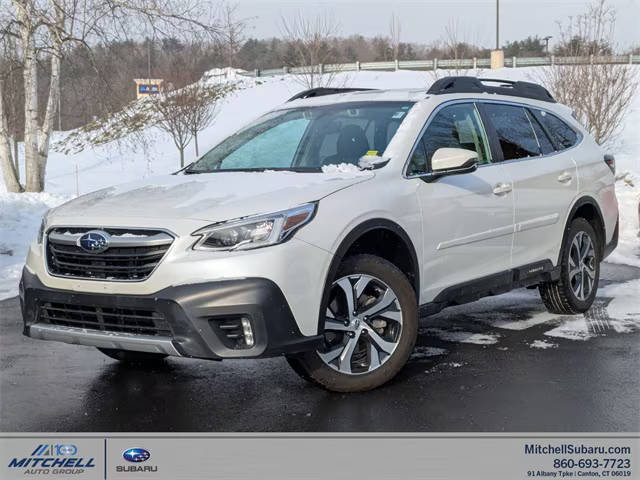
[{"xmin": 1, "ymin": 262, "xmax": 639, "ymax": 432}]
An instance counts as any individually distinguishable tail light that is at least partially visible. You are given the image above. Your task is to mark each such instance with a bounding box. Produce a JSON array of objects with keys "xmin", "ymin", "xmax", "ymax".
[{"xmin": 604, "ymin": 154, "xmax": 615, "ymax": 174}]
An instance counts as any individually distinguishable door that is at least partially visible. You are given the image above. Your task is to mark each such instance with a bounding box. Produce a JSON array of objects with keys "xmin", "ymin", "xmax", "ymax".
[
  {"xmin": 481, "ymin": 103, "xmax": 578, "ymax": 268},
  {"xmin": 408, "ymin": 102, "xmax": 515, "ymax": 302}
]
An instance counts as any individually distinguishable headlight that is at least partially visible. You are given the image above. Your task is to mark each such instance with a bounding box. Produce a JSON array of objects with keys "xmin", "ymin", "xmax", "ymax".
[{"xmin": 192, "ymin": 203, "xmax": 316, "ymax": 251}]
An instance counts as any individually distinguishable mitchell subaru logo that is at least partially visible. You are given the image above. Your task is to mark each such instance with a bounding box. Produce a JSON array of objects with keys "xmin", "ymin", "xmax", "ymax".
[
  {"xmin": 7, "ymin": 443, "xmax": 95, "ymax": 475},
  {"xmin": 77, "ymin": 230, "xmax": 110, "ymax": 253},
  {"xmin": 123, "ymin": 448, "xmax": 151, "ymax": 463},
  {"xmin": 117, "ymin": 447, "xmax": 158, "ymax": 473}
]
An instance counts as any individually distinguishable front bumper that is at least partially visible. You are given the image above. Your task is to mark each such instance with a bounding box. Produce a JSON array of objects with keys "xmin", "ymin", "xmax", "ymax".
[{"xmin": 20, "ymin": 268, "xmax": 323, "ymax": 359}]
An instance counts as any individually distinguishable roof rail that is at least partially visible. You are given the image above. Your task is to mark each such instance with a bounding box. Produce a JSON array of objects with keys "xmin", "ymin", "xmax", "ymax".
[
  {"xmin": 287, "ymin": 87, "xmax": 377, "ymax": 102},
  {"xmin": 427, "ymin": 76, "xmax": 556, "ymax": 103}
]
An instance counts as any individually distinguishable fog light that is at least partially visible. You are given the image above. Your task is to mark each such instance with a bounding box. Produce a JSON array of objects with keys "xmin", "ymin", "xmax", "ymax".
[{"xmin": 241, "ymin": 317, "xmax": 255, "ymax": 347}]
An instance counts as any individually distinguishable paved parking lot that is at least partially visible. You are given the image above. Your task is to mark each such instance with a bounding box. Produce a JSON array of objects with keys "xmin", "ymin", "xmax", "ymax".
[{"xmin": 1, "ymin": 262, "xmax": 639, "ymax": 432}]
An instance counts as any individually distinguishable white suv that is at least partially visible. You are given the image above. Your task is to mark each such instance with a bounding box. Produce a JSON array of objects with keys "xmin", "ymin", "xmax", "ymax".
[{"xmin": 20, "ymin": 77, "xmax": 619, "ymax": 392}]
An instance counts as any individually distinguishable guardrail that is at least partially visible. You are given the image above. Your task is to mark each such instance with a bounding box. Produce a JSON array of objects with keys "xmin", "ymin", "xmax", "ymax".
[{"xmin": 243, "ymin": 54, "xmax": 640, "ymax": 77}]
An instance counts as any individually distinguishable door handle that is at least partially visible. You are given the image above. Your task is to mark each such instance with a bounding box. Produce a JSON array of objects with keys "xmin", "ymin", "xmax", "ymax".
[
  {"xmin": 493, "ymin": 182, "xmax": 512, "ymax": 195},
  {"xmin": 557, "ymin": 171, "xmax": 573, "ymax": 184}
]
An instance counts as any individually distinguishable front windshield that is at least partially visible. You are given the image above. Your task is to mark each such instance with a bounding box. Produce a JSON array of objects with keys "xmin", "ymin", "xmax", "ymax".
[{"xmin": 186, "ymin": 101, "xmax": 415, "ymax": 173}]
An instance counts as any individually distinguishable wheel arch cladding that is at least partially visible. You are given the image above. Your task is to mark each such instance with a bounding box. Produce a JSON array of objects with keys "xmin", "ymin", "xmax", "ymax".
[
  {"xmin": 564, "ymin": 196, "xmax": 606, "ymax": 260},
  {"xmin": 317, "ymin": 219, "xmax": 420, "ymax": 334}
]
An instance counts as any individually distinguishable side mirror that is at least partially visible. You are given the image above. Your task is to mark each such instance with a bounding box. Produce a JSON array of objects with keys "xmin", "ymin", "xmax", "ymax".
[{"xmin": 431, "ymin": 148, "xmax": 479, "ymax": 177}]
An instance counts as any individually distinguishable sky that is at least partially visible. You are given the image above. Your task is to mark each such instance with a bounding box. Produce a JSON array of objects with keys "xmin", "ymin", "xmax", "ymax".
[{"xmin": 234, "ymin": 0, "xmax": 639, "ymax": 50}]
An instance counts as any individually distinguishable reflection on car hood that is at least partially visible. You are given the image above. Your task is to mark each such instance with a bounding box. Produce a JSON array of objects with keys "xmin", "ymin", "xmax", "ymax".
[{"xmin": 50, "ymin": 170, "xmax": 374, "ymax": 223}]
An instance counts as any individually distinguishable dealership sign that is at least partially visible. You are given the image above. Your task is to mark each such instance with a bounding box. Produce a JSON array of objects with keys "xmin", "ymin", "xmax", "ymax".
[{"xmin": 137, "ymin": 84, "xmax": 160, "ymax": 94}]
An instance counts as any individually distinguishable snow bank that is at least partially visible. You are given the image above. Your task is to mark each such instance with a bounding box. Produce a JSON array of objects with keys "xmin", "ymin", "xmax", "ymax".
[
  {"xmin": 606, "ymin": 175, "xmax": 640, "ymax": 268},
  {"xmin": 0, "ymin": 192, "xmax": 69, "ymax": 299}
]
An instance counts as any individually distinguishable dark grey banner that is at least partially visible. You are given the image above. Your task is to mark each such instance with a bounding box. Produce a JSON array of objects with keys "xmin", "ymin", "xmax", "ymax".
[{"xmin": 1, "ymin": 435, "xmax": 637, "ymax": 479}]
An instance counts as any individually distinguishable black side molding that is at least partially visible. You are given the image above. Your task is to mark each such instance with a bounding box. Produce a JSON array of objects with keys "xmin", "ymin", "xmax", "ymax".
[{"xmin": 419, "ymin": 260, "xmax": 560, "ymax": 317}]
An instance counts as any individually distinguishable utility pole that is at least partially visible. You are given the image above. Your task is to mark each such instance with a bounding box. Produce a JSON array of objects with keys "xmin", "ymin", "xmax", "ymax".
[
  {"xmin": 496, "ymin": 0, "xmax": 500, "ymax": 50},
  {"xmin": 543, "ymin": 36, "xmax": 552, "ymax": 55},
  {"xmin": 147, "ymin": 38, "xmax": 152, "ymax": 84}
]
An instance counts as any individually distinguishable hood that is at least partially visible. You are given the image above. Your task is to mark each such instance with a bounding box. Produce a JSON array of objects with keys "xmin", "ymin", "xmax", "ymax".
[{"xmin": 50, "ymin": 170, "xmax": 373, "ymax": 225}]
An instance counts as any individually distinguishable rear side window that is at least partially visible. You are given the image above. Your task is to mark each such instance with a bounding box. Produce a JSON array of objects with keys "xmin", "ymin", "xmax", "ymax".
[
  {"xmin": 533, "ymin": 110, "xmax": 578, "ymax": 150},
  {"xmin": 526, "ymin": 110, "xmax": 555, "ymax": 155},
  {"xmin": 483, "ymin": 103, "xmax": 540, "ymax": 160}
]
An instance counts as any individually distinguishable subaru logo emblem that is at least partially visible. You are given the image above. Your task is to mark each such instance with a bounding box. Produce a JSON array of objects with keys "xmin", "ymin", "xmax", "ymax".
[
  {"xmin": 123, "ymin": 448, "xmax": 151, "ymax": 463},
  {"xmin": 77, "ymin": 230, "xmax": 110, "ymax": 253}
]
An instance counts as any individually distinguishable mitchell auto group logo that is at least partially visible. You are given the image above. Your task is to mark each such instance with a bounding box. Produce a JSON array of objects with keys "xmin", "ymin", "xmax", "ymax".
[{"xmin": 7, "ymin": 443, "xmax": 95, "ymax": 475}]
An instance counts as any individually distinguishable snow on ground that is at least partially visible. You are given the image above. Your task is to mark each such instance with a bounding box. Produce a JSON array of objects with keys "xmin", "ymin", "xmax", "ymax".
[
  {"xmin": 0, "ymin": 66, "xmax": 639, "ymax": 301},
  {"xmin": 425, "ymin": 328, "xmax": 501, "ymax": 345},
  {"xmin": 599, "ymin": 279, "xmax": 640, "ymax": 333},
  {"xmin": 411, "ymin": 346, "xmax": 449, "ymax": 360},
  {"xmin": 544, "ymin": 317, "xmax": 594, "ymax": 341},
  {"xmin": 528, "ymin": 340, "xmax": 559, "ymax": 349}
]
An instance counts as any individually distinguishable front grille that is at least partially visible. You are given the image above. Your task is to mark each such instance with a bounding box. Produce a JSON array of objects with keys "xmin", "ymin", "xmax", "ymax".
[
  {"xmin": 46, "ymin": 228, "xmax": 173, "ymax": 281},
  {"xmin": 38, "ymin": 302, "xmax": 172, "ymax": 336}
]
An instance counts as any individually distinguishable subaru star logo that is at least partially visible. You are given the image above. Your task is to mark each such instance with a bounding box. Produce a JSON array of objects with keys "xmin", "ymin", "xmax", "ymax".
[
  {"xmin": 123, "ymin": 448, "xmax": 151, "ymax": 463},
  {"xmin": 77, "ymin": 230, "xmax": 110, "ymax": 253}
]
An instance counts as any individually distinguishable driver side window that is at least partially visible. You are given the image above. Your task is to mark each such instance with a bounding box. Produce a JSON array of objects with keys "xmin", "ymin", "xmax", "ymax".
[{"xmin": 407, "ymin": 103, "xmax": 490, "ymax": 176}]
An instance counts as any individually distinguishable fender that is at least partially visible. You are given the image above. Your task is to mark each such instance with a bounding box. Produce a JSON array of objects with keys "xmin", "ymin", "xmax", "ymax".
[
  {"xmin": 559, "ymin": 195, "xmax": 606, "ymax": 263},
  {"xmin": 316, "ymin": 218, "xmax": 420, "ymax": 334}
]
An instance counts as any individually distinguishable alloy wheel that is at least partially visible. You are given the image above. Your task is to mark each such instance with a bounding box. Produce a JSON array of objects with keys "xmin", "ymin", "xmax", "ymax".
[
  {"xmin": 568, "ymin": 231, "xmax": 597, "ymax": 301},
  {"xmin": 317, "ymin": 274, "xmax": 403, "ymax": 375}
]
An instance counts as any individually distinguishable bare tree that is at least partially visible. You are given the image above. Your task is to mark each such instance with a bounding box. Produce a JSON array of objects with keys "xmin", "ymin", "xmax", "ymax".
[
  {"xmin": 186, "ymin": 80, "xmax": 236, "ymax": 158},
  {"xmin": 220, "ymin": 2, "xmax": 248, "ymax": 68},
  {"xmin": 280, "ymin": 12, "xmax": 341, "ymax": 88},
  {"xmin": 389, "ymin": 13, "xmax": 401, "ymax": 61},
  {"xmin": 0, "ymin": 0, "xmax": 220, "ymax": 193},
  {"xmin": 536, "ymin": 0, "xmax": 636, "ymax": 145},
  {"xmin": 152, "ymin": 88, "xmax": 194, "ymax": 168},
  {"xmin": 442, "ymin": 19, "xmax": 468, "ymax": 71},
  {"xmin": 427, "ymin": 19, "xmax": 484, "ymax": 84},
  {"xmin": 0, "ymin": 37, "xmax": 23, "ymax": 192}
]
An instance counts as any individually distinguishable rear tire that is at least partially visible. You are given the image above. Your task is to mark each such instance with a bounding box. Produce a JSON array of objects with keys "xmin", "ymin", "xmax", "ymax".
[
  {"xmin": 539, "ymin": 218, "xmax": 600, "ymax": 314},
  {"xmin": 286, "ymin": 254, "xmax": 418, "ymax": 392},
  {"xmin": 97, "ymin": 348, "xmax": 168, "ymax": 364}
]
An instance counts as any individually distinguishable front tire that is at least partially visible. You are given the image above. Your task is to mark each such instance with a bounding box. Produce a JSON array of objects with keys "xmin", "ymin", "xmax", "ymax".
[
  {"xmin": 287, "ymin": 254, "xmax": 418, "ymax": 392},
  {"xmin": 97, "ymin": 348, "xmax": 168, "ymax": 364},
  {"xmin": 539, "ymin": 217, "xmax": 600, "ymax": 314}
]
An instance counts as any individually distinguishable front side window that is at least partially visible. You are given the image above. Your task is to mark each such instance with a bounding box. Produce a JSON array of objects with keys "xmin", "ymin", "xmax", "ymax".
[
  {"xmin": 187, "ymin": 102, "xmax": 415, "ymax": 173},
  {"xmin": 483, "ymin": 103, "xmax": 541, "ymax": 160},
  {"xmin": 407, "ymin": 103, "xmax": 490, "ymax": 176}
]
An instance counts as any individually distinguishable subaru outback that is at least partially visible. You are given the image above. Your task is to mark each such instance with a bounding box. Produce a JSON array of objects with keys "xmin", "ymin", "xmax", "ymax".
[{"xmin": 20, "ymin": 77, "xmax": 619, "ymax": 392}]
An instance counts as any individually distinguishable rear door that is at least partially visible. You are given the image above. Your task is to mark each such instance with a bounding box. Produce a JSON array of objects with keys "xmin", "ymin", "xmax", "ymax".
[
  {"xmin": 408, "ymin": 102, "xmax": 515, "ymax": 302},
  {"xmin": 480, "ymin": 102, "xmax": 578, "ymax": 269}
]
